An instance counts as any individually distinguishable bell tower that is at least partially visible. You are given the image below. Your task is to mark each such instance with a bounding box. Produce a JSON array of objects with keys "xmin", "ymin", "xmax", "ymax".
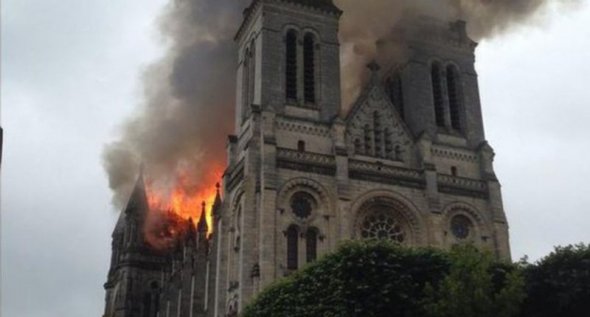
[
  {"xmin": 384, "ymin": 16, "xmax": 486, "ymax": 148},
  {"xmin": 234, "ymin": 0, "xmax": 342, "ymax": 131},
  {"xmin": 218, "ymin": 0, "xmax": 343, "ymax": 314}
]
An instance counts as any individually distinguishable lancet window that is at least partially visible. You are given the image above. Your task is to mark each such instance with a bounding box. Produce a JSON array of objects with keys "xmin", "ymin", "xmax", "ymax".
[
  {"xmin": 306, "ymin": 227, "xmax": 318, "ymax": 263},
  {"xmin": 286, "ymin": 225, "xmax": 299, "ymax": 270},
  {"xmin": 303, "ymin": 33, "xmax": 316, "ymax": 104},
  {"xmin": 387, "ymin": 73, "xmax": 405, "ymax": 119},
  {"xmin": 446, "ymin": 64, "xmax": 463, "ymax": 131},
  {"xmin": 285, "ymin": 30, "xmax": 298, "ymax": 101},
  {"xmin": 431, "ymin": 62, "xmax": 445, "ymax": 128}
]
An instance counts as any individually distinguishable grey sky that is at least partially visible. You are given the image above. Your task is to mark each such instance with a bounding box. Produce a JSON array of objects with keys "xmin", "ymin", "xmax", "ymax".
[{"xmin": 2, "ymin": 1, "xmax": 589, "ymax": 317}]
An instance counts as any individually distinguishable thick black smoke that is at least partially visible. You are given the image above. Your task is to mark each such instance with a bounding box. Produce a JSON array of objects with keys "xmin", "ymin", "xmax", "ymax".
[{"xmin": 103, "ymin": 0, "xmax": 578, "ymax": 208}]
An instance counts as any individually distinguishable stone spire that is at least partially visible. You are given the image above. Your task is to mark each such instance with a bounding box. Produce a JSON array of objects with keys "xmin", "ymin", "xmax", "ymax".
[
  {"xmin": 186, "ymin": 217, "xmax": 197, "ymax": 244},
  {"xmin": 124, "ymin": 166, "xmax": 149, "ymax": 217},
  {"xmin": 212, "ymin": 182, "xmax": 222, "ymax": 219},
  {"xmin": 197, "ymin": 201, "xmax": 208, "ymax": 234}
]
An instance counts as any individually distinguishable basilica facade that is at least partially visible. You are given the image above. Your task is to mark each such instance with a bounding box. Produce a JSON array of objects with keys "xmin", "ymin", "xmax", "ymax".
[{"xmin": 103, "ymin": 1, "xmax": 511, "ymax": 316}]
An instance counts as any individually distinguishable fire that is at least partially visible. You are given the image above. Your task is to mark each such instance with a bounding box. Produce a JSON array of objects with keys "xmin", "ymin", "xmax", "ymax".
[{"xmin": 143, "ymin": 164, "xmax": 224, "ymax": 250}]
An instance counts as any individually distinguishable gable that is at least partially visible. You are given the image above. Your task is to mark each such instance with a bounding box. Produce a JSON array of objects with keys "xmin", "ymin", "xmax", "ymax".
[{"xmin": 345, "ymin": 82, "xmax": 414, "ymax": 164}]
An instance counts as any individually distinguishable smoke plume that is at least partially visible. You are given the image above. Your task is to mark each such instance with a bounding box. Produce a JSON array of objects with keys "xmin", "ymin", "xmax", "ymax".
[
  {"xmin": 335, "ymin": 0, "xmax": 581, "ymax": 109},
  {"xmin": 103, "ymin": 0, "xmax": 579, "ymax": 209}
]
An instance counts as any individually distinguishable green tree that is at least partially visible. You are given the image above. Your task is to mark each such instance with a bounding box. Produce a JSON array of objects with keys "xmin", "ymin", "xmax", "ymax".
[
  {"xmin": 522, "ymin": 244, "xmax": 590, "ymax": 317},
  {"xmin": 244, "ymin": 241, "xmax": 524, "ymax": 317},
  {"xmin": 423, "ymin": 245, "xmax": 525, "ymax": 317}
]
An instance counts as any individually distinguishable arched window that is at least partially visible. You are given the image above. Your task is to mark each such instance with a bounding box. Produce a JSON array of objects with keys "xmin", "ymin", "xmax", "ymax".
[
  {"xmin": 150, "ymin": 282, "xmax": 160, "ymax": 317},
  {"xmin": 431, "ymin": 62, "xmax": 445, "ymax": 128},
  {"xmin": 286, "ymin": 225, "xmax": 299, "ymax": 270},
  {"xmin": 388, "ymin": 73, "xmax": 405, "ymax": 119},
  {"xmin": 450, "ymin": 215, "xmax": 473, "ymax": 240},
  {"xmin": 306, "ymin": 228, "xmax": 318, "ymax": 263},
  {"xmin": 446, "ymin": 65, "xmax": 463, "ymax": 131},
  {"xmin": 373, "ymin": 111, "xmax": 383, "ymax": 158},
  {"xmin": 290, "ymin": 192, "xmax": 314, "ymax": 219},
  {"xmin": 242, "ymin": 49, "xmax": 251, "ymax": 120},
  {"xmin": 297, "ymin": 140, "xmax": 306, "ymax": 152},
  {"xmin": 384, "ymin": 128, "xmax": 393, "ymax": 159},
  {"xmin": 303, "ymin": 33, "xmax": 316, "ymax": 104},
  {"xmin": 354, "ymin": 138, "xmax": 362, "ymax": 155},
  {"xmin": 248, "ymin": 43, "xmax": 256, "ymax": 107},
  {"xmin": 142, "ymin": 293, "xmax": 152, "ymax": 317},
  {"xmin": 285, "ymin": 30, "xmax": 298, "ymax": 101},
  {"xmin": 364, "ymin": 124, "xmax": 372, "ymax": 156},
  {"xmin": 360, "ymin": 208, "xmax": 406, "ymax": 243}
]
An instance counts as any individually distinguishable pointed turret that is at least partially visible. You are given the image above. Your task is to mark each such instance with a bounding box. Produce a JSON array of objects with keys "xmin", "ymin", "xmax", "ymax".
[
  {"xmin": 124, "ymin": 167, "xmax": 149, "ymax": 217},
  {"xmin": 187, "ymin": 217, "xmax": 197, "ymax": 238},
  {"xmin": 197, "ymin": 201, "xmax": 208, "ymax": 234},
  {"xmin": 212, "ymin": 182, "xmax": 222, "ymax": 220},
  {"xmin": 184, "ymin": 217, "xmax": 197, "ymax": 247}
]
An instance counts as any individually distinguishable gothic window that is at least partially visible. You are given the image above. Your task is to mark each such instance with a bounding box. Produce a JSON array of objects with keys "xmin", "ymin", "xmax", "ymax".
[
  {"xmin": 146, "ymin": 282, "xmax": 160, "ymax": 317},
  {"xmin": 384, "ymin": 128, "xmax": 393, "ymax": 159},
  {"xmin": 234, "ymin": 208, "xmax": 242, "ymax": 251},
  {"xmin": 431, "ymin": 62, "xmax": 445, "ymax": 128},
  {"xmin": 306, "ymin": 227, "xmax": 319, "ymax": 263},
  {"xmin": 364, "ymin": 124, "xmax": 372, "ymax": 156},
  {"xmin": 354, "ymin": 138, "xmax": 362, "ymax": 155},
  {"xmin": 242, "ymin": 49, "xmax": 251, "ymax": 120},
  {"xmin": 303, "ymin": 33, "xmax": 316, "ymax": 104},
  {"xmin": 248, "ymin": 42, "xmax": 256, "ymax": 107},
  {"xmin": 388, "ymin": 72, "xmax": 405, "ymax": 119},
  {"xmin": 142, "ymin": 293, "xmax": 152, "ymax": 317},
  {"xmin": 450, "ymin": 215, "xmax": 473, "ymax": 240},
  {"xmin": 360, "ymin": 208, "xmax": 406, "ymax": 243},
  {"xmin": 373, "ymin": 111, "xmax": 383, "ymax": 158},
  {"xmin": 285, "ymin": 30, "xmax": 298, "ymax": 101},
  {"xmin": 290, "ymin": 192, "xmax": 314, "ymax": 219},
  {"xmin": 446, "ymin": 65, "xmax": 463, "ymax": 131},
  {"xmin": 286, "ymin": 225, "xmax": 299, "ymax": 270},
  {"xmin": 297, "ymin": 140, "xmax": 306, "ymax": 152},
  {"xmin": 394, "ymin": 145, "xmax": 403, "ymax": 161}
]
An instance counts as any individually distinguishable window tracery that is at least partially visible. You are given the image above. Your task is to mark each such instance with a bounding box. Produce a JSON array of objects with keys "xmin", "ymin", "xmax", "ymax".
[
  {"xmin": 360, "ymin": 208, "xmax": 406, "ymax": 243},
  {"xmin": 290, "ymin": 192, "xmax": 314, "ymax": 219},
  {"xmin": 450, "ymin": 215, "xmax": 473, "ymax": 240},
  {"xmin": 346, "ymin": 87, "xmax": 412, "ymax": 162}
]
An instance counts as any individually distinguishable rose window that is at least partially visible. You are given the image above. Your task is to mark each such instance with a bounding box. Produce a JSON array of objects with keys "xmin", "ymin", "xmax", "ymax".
[
  {"xmin": 451, "ymin": 215, "xmax": 473, "ymax": 240},
  {"xmin": 290, "ymin": 192, "xmax": 314, "ymax": 219},
  {"xmin": 360, "ymin": 209, "xmax": 405, "ymax": 243}
]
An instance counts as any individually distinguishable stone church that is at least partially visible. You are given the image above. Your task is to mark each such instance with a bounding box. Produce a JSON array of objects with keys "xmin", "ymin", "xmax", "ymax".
[{"xmin": 103, "ymin": 0, "xmax": 511, "ymax": 316}]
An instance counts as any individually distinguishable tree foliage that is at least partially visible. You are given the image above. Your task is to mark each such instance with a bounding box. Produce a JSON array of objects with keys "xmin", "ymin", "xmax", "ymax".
[
  {"xmin": 522, "ymin": 244, "xmax": 590, "ymax": 317},
  {"xmin": 423, "ymin": 245, "xmax": 525, "ymax": 317},
  {"xmin": 243, "ymin": 241, "xmax": 524, "ymax": 317}
]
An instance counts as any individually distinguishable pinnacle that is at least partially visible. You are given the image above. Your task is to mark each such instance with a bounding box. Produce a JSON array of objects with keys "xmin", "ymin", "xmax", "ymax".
[
  {"xmin": 124, "ymin": 168, "xmax": 149, "ymax": 216},
  {"xmin": 197, "ymin": 201, "xmax": 208, "ymax": 233}
]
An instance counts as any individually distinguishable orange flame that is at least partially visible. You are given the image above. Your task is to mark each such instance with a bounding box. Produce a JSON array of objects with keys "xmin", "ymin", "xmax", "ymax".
[{"xmin": 143, "ymin": 164, "xmax": 223, "ymax": 250}]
